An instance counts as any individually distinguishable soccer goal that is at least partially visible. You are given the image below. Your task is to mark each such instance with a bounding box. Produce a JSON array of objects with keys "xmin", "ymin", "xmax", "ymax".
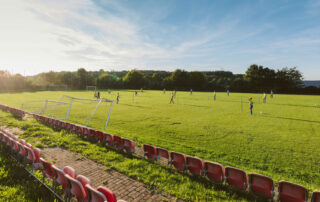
[
  {"xmin": 21, "ymin": 100, "xmax": 70, "ymax": 120},
  {"xmin": 49, "ymin": 95, "xmax": 114, "ymax": 130},
  {"xmin": 86, "ymin": 86, "xmax": 97, "ymax": 91}
]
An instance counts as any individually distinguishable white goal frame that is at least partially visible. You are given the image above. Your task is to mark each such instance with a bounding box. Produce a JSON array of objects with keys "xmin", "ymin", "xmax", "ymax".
[
  {"xmin": 86, "ymin": 86, "xmax": 97, "ymax": 91},
  {"xmin": 49, "ymin": 95, "xmax": 114, "ymax": 130},
  {"xmin": 21, "ymin": 100, "xmax": 70, "ymax": 118}
]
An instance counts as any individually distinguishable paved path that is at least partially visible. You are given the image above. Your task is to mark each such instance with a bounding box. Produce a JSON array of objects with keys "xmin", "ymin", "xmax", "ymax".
[{"xmin": 42, "ymin": 147, "xmax": 181, "ymax": 202}]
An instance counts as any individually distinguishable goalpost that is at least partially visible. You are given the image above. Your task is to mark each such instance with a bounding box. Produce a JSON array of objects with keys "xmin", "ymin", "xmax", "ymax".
[
  {"xmin": 86, "ymin": 86, "xmax": 97, "ymax": 91},
  {"xmin": 49, "ymin": 95, "xmax": 114, "ymax": 130}
]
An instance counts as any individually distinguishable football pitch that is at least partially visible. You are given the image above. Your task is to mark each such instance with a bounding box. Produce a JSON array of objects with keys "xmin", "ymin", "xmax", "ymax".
[{"xmin": 1, "ymin": 90, "xmax": 319, "ymax": 191}]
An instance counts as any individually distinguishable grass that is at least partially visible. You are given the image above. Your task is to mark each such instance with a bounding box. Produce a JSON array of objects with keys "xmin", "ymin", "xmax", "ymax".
[
  {"xmin": 0, "ymin": 145, "xmax": 55, "ymax": 201},
  {"xmin": 0, "ymin": 90, "xmax": 320, "ymax": 200}
]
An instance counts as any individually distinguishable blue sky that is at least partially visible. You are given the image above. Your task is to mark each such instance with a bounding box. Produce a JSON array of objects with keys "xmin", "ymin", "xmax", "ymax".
[{"xmin": 0, "ymin": 0, "xmax": 320, "ymax": 79}]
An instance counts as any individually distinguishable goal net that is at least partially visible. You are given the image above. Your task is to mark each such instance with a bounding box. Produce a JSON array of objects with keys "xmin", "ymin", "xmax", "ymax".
[
  {"xmin": 21, "ymin": 100, "xmax": 70, "ymax": 120},
  {"xmin": 49, "ymin": 95, "xmax": 114, "ymax": 130},
  {"xmin": 86, "ymin": 86, "xmax": 97, "ymax": 91}
]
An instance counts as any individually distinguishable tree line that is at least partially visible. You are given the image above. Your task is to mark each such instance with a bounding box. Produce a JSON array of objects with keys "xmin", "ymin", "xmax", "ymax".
[{"xmin": 1, "ymin": 65, "xmax": 319, "ymax": 94}]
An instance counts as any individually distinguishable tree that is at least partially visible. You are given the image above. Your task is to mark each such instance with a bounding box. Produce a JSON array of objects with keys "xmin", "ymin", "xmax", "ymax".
[
  {"xmin": 244, "ymin": 64, "xmax": 276, "ymax": 91},
  {"xmin": 168, "ymin": 69, "xmax": 189, "ymax": 90},
  {"xmin": 97, "ymin": 73, "xmax": 116, "ymax": 89},
  {"xmin": 276, "ymin": 67, "xmax": 303, "ymax": 91},
  {"xmin": 122, "ymin": 70, "xmax": 145, "ymax": 89},
  {"xmin": 188, "ymin": 71, "xmax": 207, "ymax": 90}
]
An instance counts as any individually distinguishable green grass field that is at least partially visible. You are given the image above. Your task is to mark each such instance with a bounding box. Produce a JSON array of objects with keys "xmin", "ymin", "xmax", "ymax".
[{"xmin": 1, "ymin": 90, "xmax": 320, "ymax": 200}]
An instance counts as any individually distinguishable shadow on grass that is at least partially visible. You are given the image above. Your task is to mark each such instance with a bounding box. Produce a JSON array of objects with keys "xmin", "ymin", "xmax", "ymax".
[
  {"xmin": 270, "ymin": 103, "xmax": 319, "ymax": 109},
  {"xmin": 262, "ymin": 114, "xmax": 320, "ymax": 124}
]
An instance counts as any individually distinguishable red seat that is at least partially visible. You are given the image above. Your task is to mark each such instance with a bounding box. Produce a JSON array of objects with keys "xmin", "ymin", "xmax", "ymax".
[
  {"xmin": 249, "ymin": 173, "xmax": 274, "ymax": 198},
  {"xmin": 113, "ymin": 136, "xmax": 123, "ymax": 150},
  {"xmin": 66, "ymin": 123, "xmax": 72, "ymax": 131},
  {"xmin": 63, "ymin": 166, "xmax": 77, "ymax": 178},
  {"xmin": 40, "ymin": 158, "xmax": 55, "ymax": 179},
  {"xmin": 19, "ymin": 139, "xmax": 26, "ymax": 145},
  {"xmin": 96, "ymin": 131, "xmax": 104, "ymax": 142},
  {"xmin": 83, "ymin": 127, "xmax": 90, "ymax": 138},
  {"xmin": 204, "ymin": 161, "xmax": 225, "ymax": 183},
  {"xmin": 157, "ymin": 147, "xmax": 169, "ymax": 161},
  {"xmin": 311, "ymin": 191, "xmax": 320, "ymax": 202},
  {"xmin": 62, "ymin": 122, "xmax": 67, "ymax": 129},
  {"xmin": 52, "ymin": 165, "xmax": 68, "ymax": 190},
  {"xmin": 105, "ymin": 134, "xmax": 114, "ymax": 146},
  {"xmin": 143, "ymin": 144, "xmax": 157, "ymax": 160},
  {"xmin": 170, "ymin": 152, "xmax": 186, "ymax": 171},
  {"xmin": 18, "ymin": 142, "xmax": 26, "ymax": 158},
  {"xmin": 123, "ymin": 138, "xmax": 135, "ymax": 153},
  {"xmin": 90, "ymin": 129, "xmax": 98, "ymax": 139},
  {"xmin": 98, "ymin": 132, "xmax": 107, "ymax": 143},
  {"xmin": 225, "ymin": 166, "xmax": 248, "ymax": 190},
  {"xmin": 76, "ymin": 126, "xmax": 83, "ymax": 134},
  {"xmin": 96, "ymin": 186, "xmax": 117, "ymax": 202},
  {"xmin": 278, "ymin": 180, "xmax": 308, "ymax": 202},
  {"xmin": 24, "ymin": 145, "xmax": 36, "ymax": 163},
  {"xmin": 186, "ymin": 156, "xmax": 204, "ymax": 176},
  {"xmin": 86, "ymin": 184, "xmax": 108, "ymax": 202},
  {"xmin": 65, "ymin": 174, "xmax": 92, "ymax": 202},
  {"xmin": 72, "ymin": 124, "xmax": 78, "ymax": 133}
]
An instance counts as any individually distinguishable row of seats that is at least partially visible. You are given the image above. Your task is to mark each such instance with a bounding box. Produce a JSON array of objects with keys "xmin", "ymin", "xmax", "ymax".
[
  {"xmin": 143, "ymin": 144, "xmax": 320, "ymax": 201},
  {"xmin": 1, "ymin": 104, "xmax": 319, "ymax": 201},
  {"xmin": 33, "ymin": 114, "xmax": 135, "ymax": 154},
  {"xmin": 0, "ymin": 128, "xmax": 126, "ymax": 202},
  {"xmin": 0, "ymin": 104, "xmax": 25, "ymax": 117}
]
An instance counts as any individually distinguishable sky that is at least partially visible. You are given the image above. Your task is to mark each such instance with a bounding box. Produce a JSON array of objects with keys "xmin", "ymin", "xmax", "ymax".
[{"xmin": 0, "ymin": 0, "xmax": 320, "ymax": 79}]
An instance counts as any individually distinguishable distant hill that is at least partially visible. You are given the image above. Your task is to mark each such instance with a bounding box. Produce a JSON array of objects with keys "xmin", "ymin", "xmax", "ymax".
[{"xmin": 303, "ymin": 80, "xmax": 320, "ymax": 87}]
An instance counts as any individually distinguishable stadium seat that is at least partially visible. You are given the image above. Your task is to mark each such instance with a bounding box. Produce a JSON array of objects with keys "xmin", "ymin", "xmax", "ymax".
[
  {"xmin": 170, "ymin": 152, "xmax": 187, "ymax": 171},
  {"xmin": 24, "ymin": 146, "xmax": 41, "ymax": 169},
  {"xmin": 311, "ymin": 191, "xmax": 320, "ymax": 202},
  {"xmin": 225, "ymin": 166, "xmax": 248, "ymax": 190},
  {"xmin": 72, "ymin": 124, "xmax": 78, "ymax": 133},
  {"xmin": 98, "ymin": 132, "xmax": 107, "ymax": 143},
  {"xmin": 40, "ymin": 158, "xmax": 55, "ymax": 180},
  {"xmin": 89, "ymin": 129, "xmax": 98, "ymax": 140},
  {"xmin": 52, "ymin": 165, "xmax": 68, "ymax": 191},
  {"xmin": 157, "ymin": 147, "xmax": 169, "ymax": 162},
  {"xmin": 18, "ymin": 142, "xmax": 26, "ymax": 159},
  {"xmin": 65, "ymin": 174, "xmax": 91, "ymax": 202},
  {"xmin": 204, "ymin": 161, "xmax": 225, "ymax": 183},
  {"xmin": 277, "ymin": 180, "xmax": 308, "ymax": 202},
  {"xmin": 249, "ymin": 173, "xmax": 274, "ymax": 199},
  {"xmin": 62, "ymin": 122, "xmax": 67, "ymax": 130},
  {"xmin": 143, "ymin": 144, "xmax": 157, "ymax": 160},
  {"xmin": 113, "ymin": 136, "xmax": 124, "ymax": 150},
  {"xmin": 83, "ymin": 127, "xmax": 90, "ymax": 138},
  {"xmin": 95, "ymin": 131, "xmax": 104, "ymax": 142},
  {"xmin": 86, "ymin": 184, "xmax": 108, "ymax": 202},
  {"xmin": 63, "ymin": 166, "xmax": 77, "ymax": 179},
  {"xmin": 186, "ymin": 156, "xmax": 205, "ymax": 176},
  {"xmin": 66, "ymin": 123, "xmax": 72, "ymax": 131},
  {"xmin": 76, "ymin": 125, "xmax": 83, "ymax": 135},
  {"xmin": 123, "ymin": 138, "xmax": 135, "ymax": 153},
  {"xmin": 96, "ymin": 186, "xmax": 117, "ymax": 202},
  {"xmin": 105, "ymin": 134, "xmax": 114, "ymax": 146}
]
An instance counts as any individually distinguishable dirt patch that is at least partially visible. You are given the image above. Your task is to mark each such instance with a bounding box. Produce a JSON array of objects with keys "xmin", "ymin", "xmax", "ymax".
[
  {"xmin": 42, "ymin": 147, "xmax": 182, "ymax": 202},
  {"xmin": 1, "ymin": 126, "xmax": 24, "ymax": 137}
]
